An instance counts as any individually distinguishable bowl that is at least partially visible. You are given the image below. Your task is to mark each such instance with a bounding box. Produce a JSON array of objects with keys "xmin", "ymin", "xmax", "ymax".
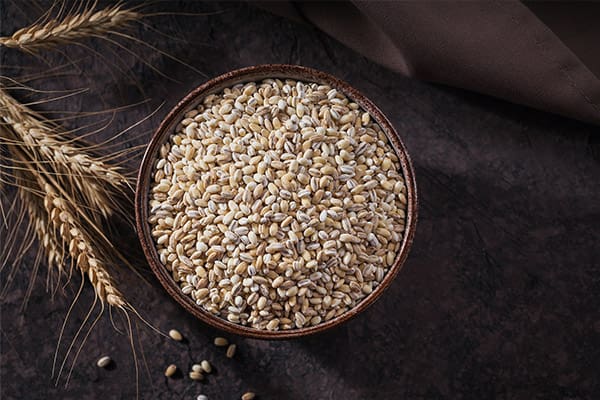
[{"xmin": 135, "ymin": 64, "xmax": 418, "ymax": 339}]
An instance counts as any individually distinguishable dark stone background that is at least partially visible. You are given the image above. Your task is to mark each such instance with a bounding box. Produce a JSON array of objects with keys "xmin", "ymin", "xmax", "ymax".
[{"xmin": 1, "ymin": 1, "xmax": 599, "ymax": 399}]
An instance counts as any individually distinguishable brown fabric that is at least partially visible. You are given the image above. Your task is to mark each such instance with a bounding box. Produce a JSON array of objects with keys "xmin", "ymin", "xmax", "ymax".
[
  {"xmin": 258, "ymin": 1, "xmax": 600, "ymax": 126},
  {"xmin": 526, "ymin": 2, "xmax": 600, "ymax": 79}
]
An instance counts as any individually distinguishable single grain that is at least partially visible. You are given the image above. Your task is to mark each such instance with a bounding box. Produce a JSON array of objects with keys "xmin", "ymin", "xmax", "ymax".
[
  {"xmin": 165, "ymin": 364, "xmax": 177, "ymax": 377},
  {"xmin": 169, "ymin": 329, "xmax": 183, "ymax": 341},
  {"xmin": 241, "ymin": 392, "xmax": 256, "ymax": 400},
  {"xmin": 96, "ymin": 356, "xmax": 111, "ymax": 368},
  {"xmin": 226, "ymin": 344, "xmax": 237, "ymax": 358}
]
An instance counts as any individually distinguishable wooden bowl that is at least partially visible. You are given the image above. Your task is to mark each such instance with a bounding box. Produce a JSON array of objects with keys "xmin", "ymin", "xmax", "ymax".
[{"xmin": 135, "ymin": 65, "xmax": 418, "ymax": 339}]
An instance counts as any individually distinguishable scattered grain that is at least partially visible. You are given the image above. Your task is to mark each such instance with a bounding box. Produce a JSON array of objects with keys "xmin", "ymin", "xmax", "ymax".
[
  {"xmin": 165, "ymin": 364, "xmax": 177, "ymax": 377},
  {"xmin": 241, "ymin": 392, "xmax": 256, "ymax": 400},
  {"xmin": 226, "ymin": 343, "xmax": 237, "ymax": 358},
  {"xmin": 200, "ymin": 360, "xmax": 212, "ymax": 374},
  {"xmin": 189, "ymin": 371, "xmax": 204, "ymax": 381},
  {"xmin": 96, "ymin": 356, "xmax": 111, "ymax": 368},
  {"xmin": 192, "ymin": 364, "xmax": 203, "ymax": 373},
  {"xmin": 169, "ymin": 329, "xmax": 183, "ymax": 341}
]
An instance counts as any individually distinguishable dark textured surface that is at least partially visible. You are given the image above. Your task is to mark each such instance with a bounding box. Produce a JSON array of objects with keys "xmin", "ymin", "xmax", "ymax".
[{"xmin": 1, "ymin": 2, "xmax": 599, "ymax": 399}]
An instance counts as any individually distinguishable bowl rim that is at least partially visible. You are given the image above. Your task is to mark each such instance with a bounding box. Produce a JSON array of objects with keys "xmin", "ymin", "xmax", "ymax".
[{"xmin": 135, "ymin": 64, "xmax": 418, "ymax": 339}]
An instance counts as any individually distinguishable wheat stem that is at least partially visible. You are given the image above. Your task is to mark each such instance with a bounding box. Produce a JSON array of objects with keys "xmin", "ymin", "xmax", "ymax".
[
  {"xmin": 7, "ymin": 138, "xmax": 126, "ymax": 308},
  {"xmin": 0, "ymin": 4, "xmax": 141, "ymax": 53},
  {"xmin": 0, "ymin": 87, "xmax": 130, "ymax": 219},
  {"xmin": 43, "ymin": 179, "xmax": 126, "ymax": 308}
]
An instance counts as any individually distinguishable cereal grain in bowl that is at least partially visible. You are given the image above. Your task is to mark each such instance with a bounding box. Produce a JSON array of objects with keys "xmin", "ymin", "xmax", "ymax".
[{"xmin": 138, "ymin": 66, "xmax": 418, "ymax": 338}]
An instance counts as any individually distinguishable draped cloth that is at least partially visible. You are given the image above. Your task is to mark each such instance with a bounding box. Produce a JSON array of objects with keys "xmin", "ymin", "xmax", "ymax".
[{"xmin": 259, "ymin": 1, "xmax": 600, "ymax": 126}]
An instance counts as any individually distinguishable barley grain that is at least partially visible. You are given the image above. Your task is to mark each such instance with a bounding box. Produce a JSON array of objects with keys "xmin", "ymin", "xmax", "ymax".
[
  {"xmin": 149, "ymin": 79, "xmax": 407, "ymax": 331},
  {"xmin": 192, "ymin": 364, "xmax": 202, "ymax": 373},
  {"xmin": 169, "ymin": 329, "xmax": 183, "ymax": 341},
  {"xmin": 96, "ymin": 356, "xmax": 112, "ymax": 368},
  {"xmin": 165, "ymin": 364, "xmax": 177, "ymax": 377},
  {"xmin": 226, "ymin": 343, "xmax": 237, "ymax": 358},
  {"xmin": 200, "ymin": 360, "xmax": 212, "ymax": 374},
  {"xmin": 189, "ymin": 371, "xmax": 204, "ymax": 381}
]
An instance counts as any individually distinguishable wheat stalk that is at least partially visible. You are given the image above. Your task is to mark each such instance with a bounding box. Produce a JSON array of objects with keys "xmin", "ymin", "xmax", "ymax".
[
  {"xmin": 0, "ymin": 2, "xmax": 168, "ymax": 390},
  {"xmin": 16, "ymin": 176, "xmax": 63, "ymax": 276},
  {"xmin": 43, "ymin": 182, "xmax": 126, "ymax": 308},
  {"xmin": 0, "ymin": 79, "xmax": 153, "ymax": 391},
  {"xmin": 0, "ymin": 84, "xmax": 133, "ymax": 308},
  {"xmin": 0, "ymin": 87, "xmax": 130, "ymax": 219},
  {"xmin": 4, "ymin": 135, "xmax": 127, "ymax": 307},
  {"xmin": 0, "ymin": 4, "xmax": 140, "ymax": 53}
]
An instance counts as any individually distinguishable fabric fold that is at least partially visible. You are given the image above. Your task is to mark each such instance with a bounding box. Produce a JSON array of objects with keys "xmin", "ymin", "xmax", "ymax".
[{"xmin": 258, "ymin": 1, "xmax": 600, "ymax": 126}]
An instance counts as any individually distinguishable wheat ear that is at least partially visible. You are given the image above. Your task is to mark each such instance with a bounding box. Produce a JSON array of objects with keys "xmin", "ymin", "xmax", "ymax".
[
  {"xmin": 16, "ymin": 176, "xmax": 63, "ymax": 276},
  {"xmin": 43, "ymin": 182, "xmax": 126, "ymax": 308},
  {"xmin": 5, "ymin": 138, "xmax": 126, "ymax": 308},
  {"xmin": 0, "ymin": 4, "xmax": 140, "ymax": 53},
  {"xmin": 0, "ymin": 87, "xmax": 130, "ymax": 219}
]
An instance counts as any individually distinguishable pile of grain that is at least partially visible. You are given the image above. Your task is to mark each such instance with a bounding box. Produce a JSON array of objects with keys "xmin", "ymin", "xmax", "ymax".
[{"xmin": 148, "ymin": 79, "xmax": 407, "ymax": 330}]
